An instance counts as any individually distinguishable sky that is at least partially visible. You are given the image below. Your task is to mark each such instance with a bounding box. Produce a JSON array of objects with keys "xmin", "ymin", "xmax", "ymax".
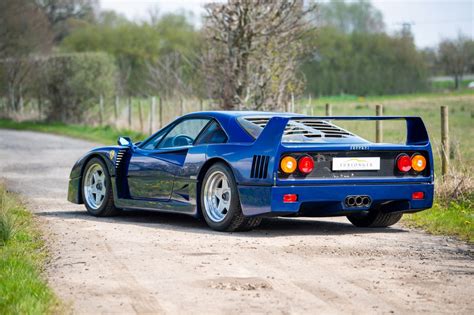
[{"xmin": 100, "ymin": 0, "xmax": 474, "ymax": 48}]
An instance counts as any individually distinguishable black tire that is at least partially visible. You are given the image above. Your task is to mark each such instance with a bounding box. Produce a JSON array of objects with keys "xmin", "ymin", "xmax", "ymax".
[
  {"xmin": 347, "ymin": 210, "xmax": 402, "ymax": 228},
  {"xmin": 82, "ymin": 157, "xmax": 120, "ymax": 217},
  {"xmin": 200, "ymin": 163, "xmax": 261, "ymax": 232}
]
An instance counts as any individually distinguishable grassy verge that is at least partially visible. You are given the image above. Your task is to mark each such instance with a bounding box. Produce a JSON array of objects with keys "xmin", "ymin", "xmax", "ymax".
[
  {"xmin": 404, "ymin": 201, "xmax": 473, "ymax": 243},
  {"xmin": 403, "ymin": 171, "xmax": 473, "ymax": 243},
  {"xmin": 0, "ymin": 184, "xmax": 59, "ymax": 314},
  {"xmin": 0, "ymin": 119, "xmax": 146, "ymax": 145}
]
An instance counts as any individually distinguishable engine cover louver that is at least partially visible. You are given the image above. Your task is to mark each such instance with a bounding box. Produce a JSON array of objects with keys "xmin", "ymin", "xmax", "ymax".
[
  {"xmin": 244, "ymin": 117, "xmax": 353, "ymax": 138},
  {"xmin": 250, "ymin": 155, "xmax": 270, "ymax": 179}
]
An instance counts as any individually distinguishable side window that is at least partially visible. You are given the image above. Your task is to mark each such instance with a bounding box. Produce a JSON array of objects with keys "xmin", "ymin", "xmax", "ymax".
[
  {"xmin": 195, "ymin": 121, "xmax": 228, "ymax": 145},
  {"xmin": 140, "ymin": 128, "xmax": 169, "ymax": 150},
  {"xmin": 158, "ymin": 118, "xmax": 210, "ymax": 149}
]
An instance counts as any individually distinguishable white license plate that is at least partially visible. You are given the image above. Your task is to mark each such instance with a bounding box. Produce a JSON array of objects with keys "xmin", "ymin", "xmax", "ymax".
[{"xmin": 332, "ymin": 157, "xmax": 380, "ymax": 171}]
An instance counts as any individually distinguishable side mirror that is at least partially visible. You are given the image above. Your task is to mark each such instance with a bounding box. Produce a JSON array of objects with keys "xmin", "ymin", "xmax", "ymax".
[{"xmin": 118, "ymin": 136, "xmax": 133, "ymax": 147}]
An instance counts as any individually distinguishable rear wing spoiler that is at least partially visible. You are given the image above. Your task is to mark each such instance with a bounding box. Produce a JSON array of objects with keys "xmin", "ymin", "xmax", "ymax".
[{"xmin": 253, "ymin": 116, "xmax": 430, "ymax": 147}]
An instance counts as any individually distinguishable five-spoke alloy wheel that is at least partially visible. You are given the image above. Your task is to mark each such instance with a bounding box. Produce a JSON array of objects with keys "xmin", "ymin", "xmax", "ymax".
[
  {"xmin": 82, "ymin": 157, "xmax": 119, "ymax": 216},
  {"xmin": 200, "ymin": 163, "xmax": 261, "ymax": 232}
]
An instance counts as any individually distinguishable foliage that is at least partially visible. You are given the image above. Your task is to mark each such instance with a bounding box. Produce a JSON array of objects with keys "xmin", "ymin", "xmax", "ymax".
[
  {"xmin": 202, "ymin": 0, "xmax": 316, "ymax": 110},
  {"xmin": 61, "ymin": 12, "xmax": 200, "ymax": 97},
  {"xmin": 35, "ymin": 0, "xmax": 98, "ymax": 43},
  {"xmin": 318, "ymin": 0, "xmax": 385, "ymax": 34},
  {"xmin": 33, "ymin": 52, "xmax": 117, "ymax": 122},
  {"xmin": 437, "ymin": 34, "xmax": 474, "ymax": 89},
  {"xmin": 304, "ymin": 27, "xmax": 429, "ymax": 96},
  {"xmin": 0, "ymin": 0, "xmax": 53, "ymax": 111},
  {"xmin": 0, "ymin": 184, "xmax": 59, "ymax": 313}
]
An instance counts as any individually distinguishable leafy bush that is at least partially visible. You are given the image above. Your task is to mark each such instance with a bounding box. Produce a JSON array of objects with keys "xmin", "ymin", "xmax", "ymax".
[{"xmin": 36, "ymin": 52, "xmax": 117, "ymax": 123}]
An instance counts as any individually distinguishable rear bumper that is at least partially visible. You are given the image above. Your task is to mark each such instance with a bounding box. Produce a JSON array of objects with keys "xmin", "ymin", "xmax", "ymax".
[{"xmin": 238, "ymin": 182, "xmax": 434, "ymax": 217}]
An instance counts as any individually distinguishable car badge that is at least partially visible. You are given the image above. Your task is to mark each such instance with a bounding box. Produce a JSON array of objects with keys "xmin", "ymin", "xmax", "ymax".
[{"xmin": 109, "ymin": 150, "xmax": 115, "ymax": 160}]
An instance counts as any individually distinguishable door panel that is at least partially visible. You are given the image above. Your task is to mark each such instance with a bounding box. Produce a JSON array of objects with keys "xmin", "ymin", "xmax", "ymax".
[{"xmin": 127, "ymin": 148, "xmax": 186, "ymax": 201}]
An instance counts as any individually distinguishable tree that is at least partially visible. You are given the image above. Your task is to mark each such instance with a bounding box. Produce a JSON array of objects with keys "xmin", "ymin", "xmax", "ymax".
[
  {"xmin": 35, "ymin": 0, "xmax": 98, "ymax": 43},
  {"xmin": 202, "ymin": 0, "xmax": 316, "ymax": 110},
  {"xmin": 438, "ymin": 34, "xmax": 474, "ymax": 89},
  {"xmin": 318, "ymin": 0, "xmax": 384, "ymax": 34},
  {"xmin": 0, "ymin": 0, "xmax": 52, "ymax": 110},
  {"xmin": 61, "ymin": 12, "xmax": 200, "ymax": 96},
  {"xmin": 303, "ymin": 26, "xmax": 428, "ymax": 96}
]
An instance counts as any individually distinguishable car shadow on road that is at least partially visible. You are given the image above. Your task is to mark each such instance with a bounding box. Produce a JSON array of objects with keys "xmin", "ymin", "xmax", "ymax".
[{"xmin": 37, "ymin": 209, "xmax": 407, "ymax": 237}]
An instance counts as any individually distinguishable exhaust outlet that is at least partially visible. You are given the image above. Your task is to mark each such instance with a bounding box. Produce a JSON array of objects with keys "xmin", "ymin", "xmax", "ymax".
[
  {"xmin": 344, "ymin": 195, "xmax": 371, "ymax": 208},
  {"xmin": 346, "ymin": 196, "xmax": 356, "ymax": 206}
]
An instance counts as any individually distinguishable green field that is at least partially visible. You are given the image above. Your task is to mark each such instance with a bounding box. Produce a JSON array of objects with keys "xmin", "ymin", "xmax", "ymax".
[{"xmin": 0, "ymin": 184, "xmax": 59, "ymax": 314}]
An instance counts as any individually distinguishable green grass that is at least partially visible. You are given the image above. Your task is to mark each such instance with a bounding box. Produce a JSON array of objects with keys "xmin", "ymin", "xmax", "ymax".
[
  {"xmin": 0, "ymin": 119, "xmax": 147, "ymax": 145},
  {"xmin": 0, "ymin": 184, "xmax": 59, "ymax": 314},
  {"xmin": 404, "ymin": 201, "xmax": 473, "ymax": 243}
]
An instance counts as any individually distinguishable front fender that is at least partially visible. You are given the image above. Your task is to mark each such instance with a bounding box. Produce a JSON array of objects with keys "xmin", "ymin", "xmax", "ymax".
[{"xmin": 67, "ymin": 146, "xmax": 125, "ymax": 204}]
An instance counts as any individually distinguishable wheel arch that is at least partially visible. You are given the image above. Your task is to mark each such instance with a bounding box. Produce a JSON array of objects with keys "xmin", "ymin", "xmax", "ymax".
[{"xmin": 195, "ymin": 157, "xmax": 238, "ymax": 218}]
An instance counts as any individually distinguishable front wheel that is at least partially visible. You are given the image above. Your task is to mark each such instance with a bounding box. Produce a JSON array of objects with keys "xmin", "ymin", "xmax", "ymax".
[
  {"xmin": 347, "ymin": 210, "xmax": 402, "ymax": 228},
  {"xmin": 82, "ymin": 157, "xmax": 120, "ymax": 217},
  {"xmin": 200, "ymin": 163, "xmax": 261, "ymax": 232}
]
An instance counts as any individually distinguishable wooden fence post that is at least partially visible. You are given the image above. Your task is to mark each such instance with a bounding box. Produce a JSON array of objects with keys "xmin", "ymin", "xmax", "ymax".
[
  {"xmin": 37, "ymin": 96, "xmax": 42, "ymax": 120},
  {"xmin": 149, "ymin": 97, "xmax": 156, "ymax": 134},
  {"xmin": 325, "ymin": 103, "xmax": 332, "ymax": 116},
  {"xmin": 99, "ymin": 95, "xmax": 104, "ymax": 126},
  {"xmin": 441, "ymin": 106, "xmax": 449, "ymax": 177},
  {"xmin": 114, "ymin": 96, "xmax": 119, "ymax": 127},
  {"xmin": 159, "ymin": 96, "xmax": 163, "ymax": 129},
  {"xmin": 128, "ymin": 97, "xmax": 132, "ymax": 129},
  {"xmin": 375, "ymin": 104, "xmax": 383, "ymax": 143},
  {"xmin": 138, "ymin": 100, "xmax": 144, "ymax": 132}
]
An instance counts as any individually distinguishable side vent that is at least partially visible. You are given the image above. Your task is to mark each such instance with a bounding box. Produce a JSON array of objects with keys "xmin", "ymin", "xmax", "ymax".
[
  {"xmin": 250, "ymin": 155, "xmax": 270, "ymax": 179},
  {"xmin": 115, "ymin": 149, "xmax": 127, "ymax": 169}
]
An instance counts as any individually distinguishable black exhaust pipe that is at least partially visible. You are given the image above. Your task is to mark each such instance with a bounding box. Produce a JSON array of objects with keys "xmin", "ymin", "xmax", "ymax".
[
  {"xmin": 355, "ymin": 196, "xmax": 363, "ymax": 206},
  {"xmin": 362, "ymin": 196, "xmax": 371, "ymax": 206},
  {"xmin": 346, "ymin": 196, "xmax": 356, "ymax": 206}
]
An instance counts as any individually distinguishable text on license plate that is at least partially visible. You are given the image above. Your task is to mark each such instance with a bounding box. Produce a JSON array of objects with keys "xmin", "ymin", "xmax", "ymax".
[{"xmin": 332, "ymin": 157, "xmax": 380, "ymax": 171}]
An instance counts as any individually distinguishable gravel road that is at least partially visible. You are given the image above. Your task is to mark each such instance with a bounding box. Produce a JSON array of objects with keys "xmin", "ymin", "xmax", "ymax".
[{"xmin": 0, "ymin": 129, "xmax": 473, "ymax": 315}]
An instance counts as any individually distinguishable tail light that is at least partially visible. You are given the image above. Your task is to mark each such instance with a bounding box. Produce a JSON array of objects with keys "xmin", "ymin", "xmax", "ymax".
[
  {"xmin": 412, "ymin": 191, "xmax": 425, "ymax": 200},
  {"xmin": 283, "ymin": 194, "xmax": 298, "ymax": 203},
  {"xmin": 396, "ymin": 154, "xmax": 412, "ymax": 172},
  {"xmin": 411, "ymin": 154, "xmax": 427, "ymax": 172},
  {"xmin": 298, "ymin": 156, "xmax": 314, "ymax": 174},
  {"xmin": 280, "ymin": 156, "xmax": 297, "ymax": 174}
]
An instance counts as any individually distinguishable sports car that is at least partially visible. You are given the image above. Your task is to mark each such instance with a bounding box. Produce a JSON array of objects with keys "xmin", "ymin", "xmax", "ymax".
[{"xmin": 68, "ymin": 111, "xmax": 434, "ymax": 231}]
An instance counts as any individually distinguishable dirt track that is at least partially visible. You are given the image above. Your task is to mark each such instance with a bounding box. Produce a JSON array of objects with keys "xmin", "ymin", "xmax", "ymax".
[{"xmin": 0, "ymin": 129, "xmax": 473, "ymax": 314}]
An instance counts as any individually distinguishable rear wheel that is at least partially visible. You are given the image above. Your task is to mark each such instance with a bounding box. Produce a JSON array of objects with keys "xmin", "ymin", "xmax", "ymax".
[
  {"xmin": 201, "ymin": 163, "xmax": 261, "ymax": 232},
  {"xmin": 347, "ymin": 210, "xmax": 402, "ymax": 228},
  {"xmin": 82, "ymin": 157, "xmax": 120, "ymax": 217}
]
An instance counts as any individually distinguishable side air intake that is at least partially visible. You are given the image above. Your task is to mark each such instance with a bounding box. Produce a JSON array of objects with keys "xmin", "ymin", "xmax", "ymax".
[
  {"xmin": 115, "ymin": 149, "xmax": 128, "ymax": 169},
  {"xmin": 250, "ymin": 155, "xmax": 270, "ymax": 179}
]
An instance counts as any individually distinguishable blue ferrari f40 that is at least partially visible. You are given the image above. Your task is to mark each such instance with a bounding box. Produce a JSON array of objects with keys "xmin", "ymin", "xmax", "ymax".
[{"xmin": 68, "ymin": 111, "xmax": 434, "ymax": 231}]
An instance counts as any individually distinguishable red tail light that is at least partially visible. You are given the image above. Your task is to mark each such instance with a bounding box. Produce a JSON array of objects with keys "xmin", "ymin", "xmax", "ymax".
[
  {"xmin": 412, "ymin": 191, "xmax": 424, "ymax": 200},
  {"xmin": 396, "ymin": 154, "xmax": 412, "ymax": 172},
  {"xmin": 298, "ymin": 156, "xmax": 314, "ymax": 174},
  {"xmin": 283, "ymin": 194, "xmax": 298, "ymax": 203}
]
